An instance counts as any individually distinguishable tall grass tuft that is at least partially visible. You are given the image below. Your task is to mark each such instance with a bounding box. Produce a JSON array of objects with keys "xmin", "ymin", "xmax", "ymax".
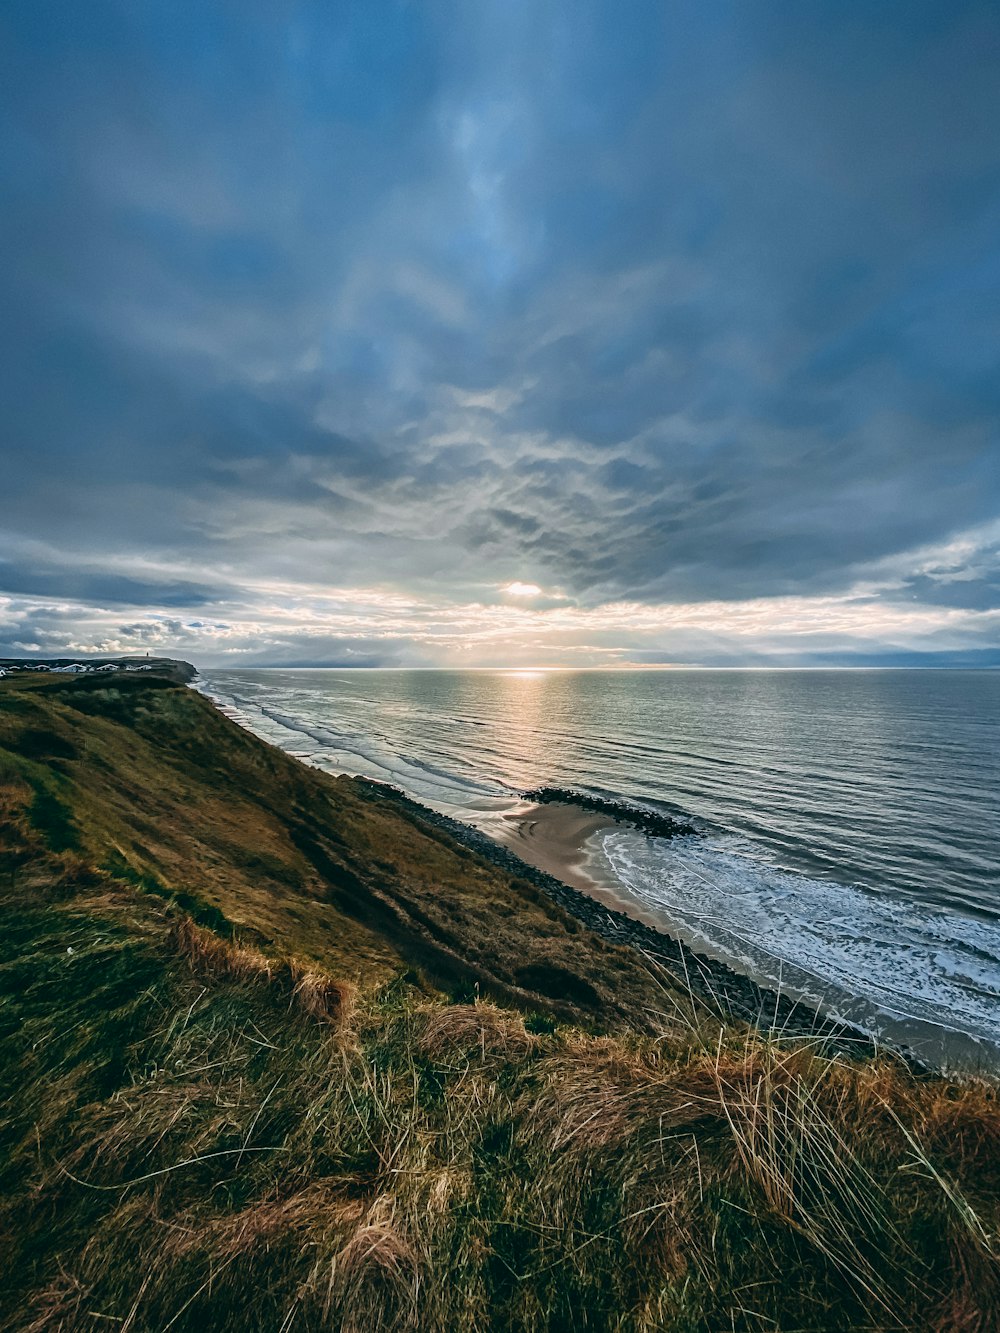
[{"xmin": 2, "ymin": 889, "xmax": 998, "ymax": 1329}]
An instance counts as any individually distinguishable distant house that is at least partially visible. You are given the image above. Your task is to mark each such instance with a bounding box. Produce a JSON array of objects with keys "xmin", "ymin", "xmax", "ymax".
[{"xmin": 52, "ymin": 664, "xmax": 87, "ymax": 674}]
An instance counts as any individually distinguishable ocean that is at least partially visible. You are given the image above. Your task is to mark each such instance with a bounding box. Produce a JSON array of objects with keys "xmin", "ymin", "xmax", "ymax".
[{"xmin": 198, "ymin": 668, "xmax": 1000, "ymax": 1068}]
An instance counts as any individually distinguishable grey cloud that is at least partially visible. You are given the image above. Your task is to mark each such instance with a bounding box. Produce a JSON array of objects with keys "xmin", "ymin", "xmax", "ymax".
[
  {"xmin": 0, "ymin": 563, "xmax": 223, "ymax": 609},
  {"xmin": 0, "ymin": 1, "xmax": 998, "ymax": 663}
]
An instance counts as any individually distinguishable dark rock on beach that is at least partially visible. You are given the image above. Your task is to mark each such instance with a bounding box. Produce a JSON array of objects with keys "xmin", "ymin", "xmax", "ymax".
[{"xmin": 521, "ymin": 785, "xmax": 700, "ymax": 839}]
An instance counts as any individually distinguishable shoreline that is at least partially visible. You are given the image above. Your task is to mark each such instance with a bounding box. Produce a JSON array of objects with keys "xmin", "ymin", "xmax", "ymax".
[
  {"xmin": 483, "ymin": 800, "xmax": 997, "ymax": 1075},
  {"xmin": 494, "ymin": 801, "xmax": 685, "ymax": 931},
  {"xmin": 354, "ymin": 780, "xmax": 894, "ymax": 1065},
  {"xmin": 495, "ymin": 804, "xmax": 617, "ymax": 895}
]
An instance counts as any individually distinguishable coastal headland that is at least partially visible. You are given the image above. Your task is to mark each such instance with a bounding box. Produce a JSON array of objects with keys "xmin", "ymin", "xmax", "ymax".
[
  {"xmin": 1, "ymin": 663, "xmax": 997, "ymax": 1330},
  {"xmin": 0, "ymin": 655, "xmax": 196, "ymax": 683}
]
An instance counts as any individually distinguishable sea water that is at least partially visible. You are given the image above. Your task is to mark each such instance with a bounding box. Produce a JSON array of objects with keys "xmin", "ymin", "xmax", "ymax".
[{"xmin": 197, "ymin": 668, "xmax": 1000, "ymax": 1069}]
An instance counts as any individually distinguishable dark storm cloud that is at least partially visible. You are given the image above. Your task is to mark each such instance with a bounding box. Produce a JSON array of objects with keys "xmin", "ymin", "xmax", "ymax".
[
  {"xmin": 0, "ymin": 562, "xmax": 220, "ymax": 608},
  {"xmin": 0, "ymin": 0, "xmax": 998, "ymax": 662}
]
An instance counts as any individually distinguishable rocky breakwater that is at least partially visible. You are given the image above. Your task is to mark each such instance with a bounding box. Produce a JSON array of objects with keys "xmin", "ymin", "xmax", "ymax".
[{"xmin": 521, "ymin": 785, "xmax": 700, "ymax": 839}]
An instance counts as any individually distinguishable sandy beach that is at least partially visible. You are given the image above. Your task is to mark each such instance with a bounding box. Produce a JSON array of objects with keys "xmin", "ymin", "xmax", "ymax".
[{"xmin": 493, "ymin": 800, "xmax": 670, "ymax": 931}]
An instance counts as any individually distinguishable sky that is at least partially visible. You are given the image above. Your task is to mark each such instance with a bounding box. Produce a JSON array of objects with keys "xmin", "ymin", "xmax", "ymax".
[{"xmin": 1, "ymin": 0, "xmax": 999, "ymax": 669}]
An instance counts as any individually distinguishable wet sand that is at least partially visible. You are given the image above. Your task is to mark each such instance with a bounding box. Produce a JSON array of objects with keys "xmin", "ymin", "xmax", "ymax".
[{"xmin": 494, "ymin": 801, "xmax": 671, "ymax": 931}]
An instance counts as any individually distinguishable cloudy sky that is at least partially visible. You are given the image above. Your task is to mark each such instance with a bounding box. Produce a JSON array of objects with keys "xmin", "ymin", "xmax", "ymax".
[{"xmin": 2, "ymin": 0, "xmax": 999, "ymax": 667}]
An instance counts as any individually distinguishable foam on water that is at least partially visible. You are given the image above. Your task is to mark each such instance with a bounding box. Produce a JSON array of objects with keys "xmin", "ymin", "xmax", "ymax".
[{"xmin": 599, "ymin": 827, "xmax": 1000, "ymax": 1057}]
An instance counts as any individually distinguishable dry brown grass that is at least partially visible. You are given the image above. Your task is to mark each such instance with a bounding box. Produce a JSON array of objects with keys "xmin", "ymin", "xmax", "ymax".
[
  {"xmin": 289, "ymin": 961, "xmax": 358, "ymax": 1027},
  {"xmin": 4, "ymin": 672, "xmax": 1000, "ymax": 1331},
  {"xmin": 177, "ymin": 1184, "xmax": 366, "ymax": 1262},
  {"xmin": 171, "ymin": 914, "xmax": 276, "ymax": 984},
  {"xmin": 416, "ymin": 1000, "xmax": 536, "ymax": 1066},
  {"xmin": 325, "ymin": 1194, "xmax": 421, "ymax": 1332},
  {"xmin": 171, "ymin": 914, "xmax": 358, "ymax": 1030},
  {"xmin": 5, "ymin": 906, "xmax": 1000, "ymax": 1331}
]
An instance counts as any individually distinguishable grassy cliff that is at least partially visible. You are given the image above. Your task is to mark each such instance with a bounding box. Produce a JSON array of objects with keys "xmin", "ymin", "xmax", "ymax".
[{"xmin": 1, "ymin": 671, "xmax": 998, "ymax": 1331}]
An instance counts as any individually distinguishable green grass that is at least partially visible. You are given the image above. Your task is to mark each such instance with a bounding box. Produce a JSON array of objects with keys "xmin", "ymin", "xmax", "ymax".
[
  {"xmin": 0, "ymin": 673, "xmax": 998, "ymax": 1331},
  {"xmin": 0, "ymin": 672, "xmax": 666, "ymax": 1024},
  {"xmin": 27, "ymin": 781, "xmax": 80, "ymax": 854}
]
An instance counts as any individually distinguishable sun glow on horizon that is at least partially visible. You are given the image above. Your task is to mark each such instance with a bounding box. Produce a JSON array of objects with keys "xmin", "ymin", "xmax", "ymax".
[{"xmin": 501, "ymin": 581, "xmax": 542, "ymax": 598}]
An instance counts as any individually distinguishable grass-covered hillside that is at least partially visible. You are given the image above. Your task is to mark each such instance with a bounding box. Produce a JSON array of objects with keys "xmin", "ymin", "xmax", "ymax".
[{"xmin": 1, "ymin": 671, "xmax": 998, "ymax": 1331}]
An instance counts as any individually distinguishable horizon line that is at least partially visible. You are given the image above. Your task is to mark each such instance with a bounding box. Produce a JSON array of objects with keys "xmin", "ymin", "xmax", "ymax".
[{"xmin": 196, "ymin": 662, "xmax": 1000, "ymax": 672}]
